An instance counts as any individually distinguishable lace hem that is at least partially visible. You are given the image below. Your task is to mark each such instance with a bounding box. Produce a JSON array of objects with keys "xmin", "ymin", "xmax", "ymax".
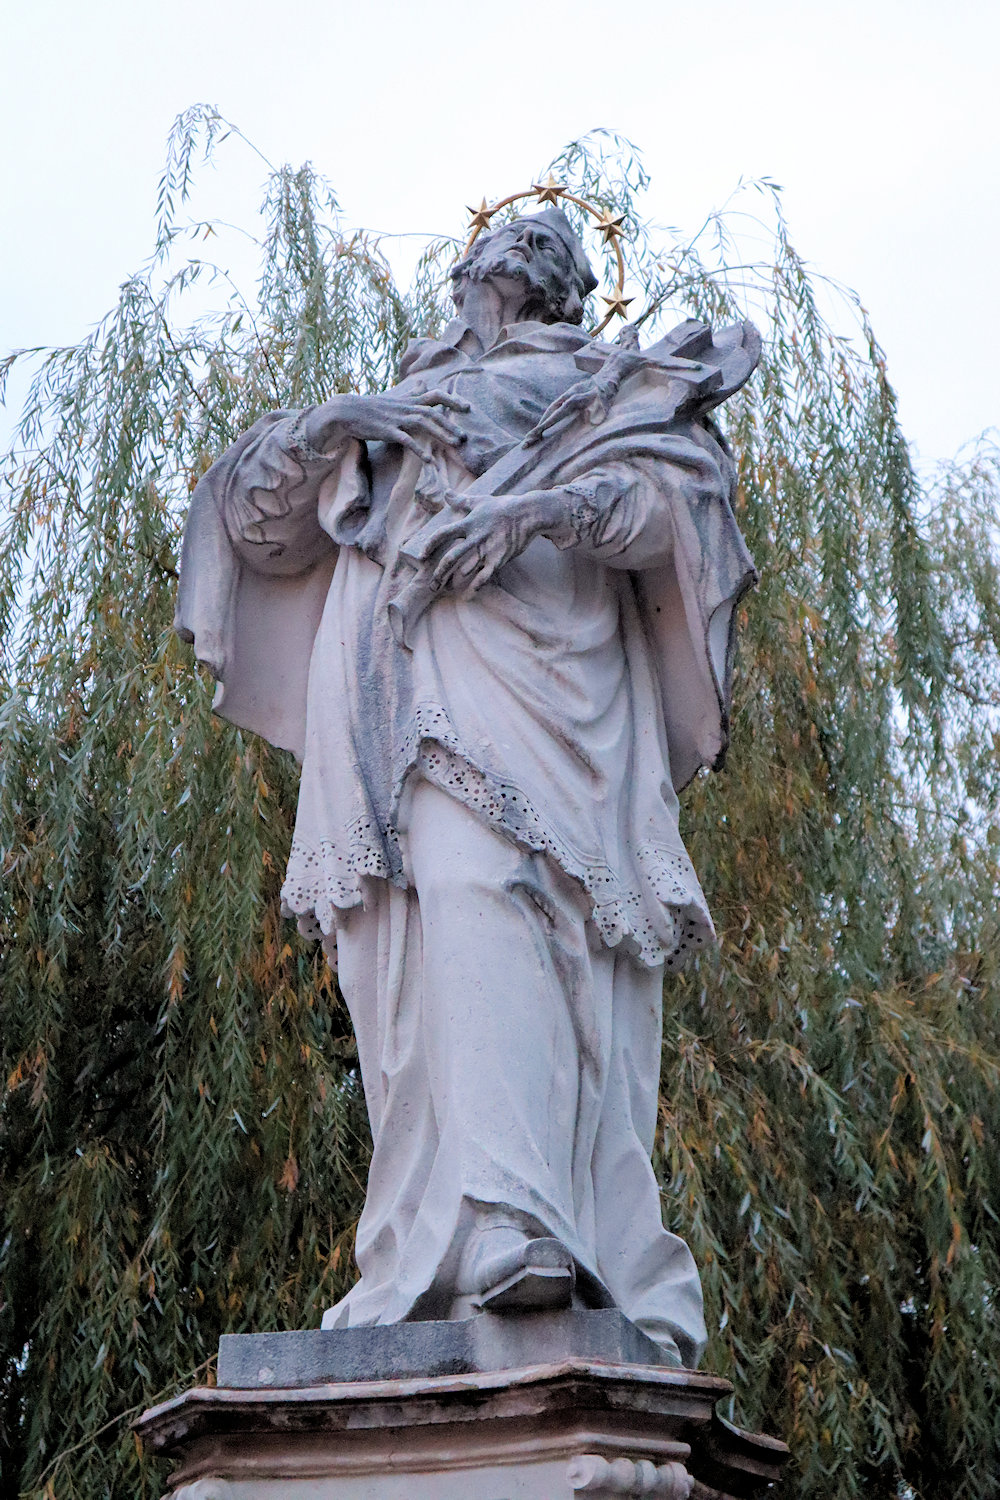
[
  {"xmin": 281, "ymin": 808, "xmax": 399, "ymax": 943},
  {"xmin": 281, "ymin": 703, "xmax": 714, "ymax": 969}
]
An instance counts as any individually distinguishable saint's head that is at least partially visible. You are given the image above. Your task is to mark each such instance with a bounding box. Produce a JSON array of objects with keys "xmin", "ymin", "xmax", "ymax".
[{"xmin": 450, "ymin": 209, "xmax": 598, "ymax": 327}]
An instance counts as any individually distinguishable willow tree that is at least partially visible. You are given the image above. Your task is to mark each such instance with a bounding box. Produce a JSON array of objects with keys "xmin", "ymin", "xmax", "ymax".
[{"xmin": 2, "ymin": 110, "xmax": 998, "ymax": 1500}]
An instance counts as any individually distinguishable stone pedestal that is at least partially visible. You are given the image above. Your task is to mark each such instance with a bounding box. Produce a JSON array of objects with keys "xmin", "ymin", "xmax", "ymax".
[{"xmin": 137, "ymin": 1313, "xmax": 788, "ymax": 1499}]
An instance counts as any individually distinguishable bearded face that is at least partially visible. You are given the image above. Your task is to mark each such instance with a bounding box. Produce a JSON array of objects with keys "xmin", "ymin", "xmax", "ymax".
[{"xmin": 451, "ymin": 216, "xmax": 590, "ymax": 325}]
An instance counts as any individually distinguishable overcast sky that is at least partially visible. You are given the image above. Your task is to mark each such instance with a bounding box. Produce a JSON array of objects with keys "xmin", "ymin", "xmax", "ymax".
[{"xmin": 2, "ymin": 0, "xmax": 997, "ymax": 464}]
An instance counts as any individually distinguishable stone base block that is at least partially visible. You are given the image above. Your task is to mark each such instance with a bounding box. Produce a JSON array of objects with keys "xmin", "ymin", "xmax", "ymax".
[
  {"xmin": 217, "ymin": 1309, "xmax": 673, "ymax": 1387},
  {"xmin": 137, "ymin": 1317, "xmax": 788, "ymax": 1500}
]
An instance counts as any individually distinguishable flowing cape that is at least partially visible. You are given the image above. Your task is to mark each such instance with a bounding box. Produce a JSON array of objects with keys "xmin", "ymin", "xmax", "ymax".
[
  {"xmin": 175, "ymin": 414, "xmax": 337, "ymax": 760},
  {"xmin": 174, "ymin": 319, "xmax": 759, "ymax": 789}
]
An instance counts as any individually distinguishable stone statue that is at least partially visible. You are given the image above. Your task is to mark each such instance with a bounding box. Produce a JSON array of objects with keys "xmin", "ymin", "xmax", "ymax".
[{"xmin": 175, "ymin": 204, "xmax": 759, "ymax": 1369}]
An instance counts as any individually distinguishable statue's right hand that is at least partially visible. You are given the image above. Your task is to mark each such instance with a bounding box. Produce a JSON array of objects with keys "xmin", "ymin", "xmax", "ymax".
[
  {"xmin": 524, "ymin": 375, "xmax": 613, "ymax": 447},
  {"xmin": 300, "ymin": 391, "xmax": 470, "ymax": 461}
]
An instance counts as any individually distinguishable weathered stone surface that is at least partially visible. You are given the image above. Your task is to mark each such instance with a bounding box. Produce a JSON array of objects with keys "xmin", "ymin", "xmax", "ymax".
[
  {"xmin": 217, "ymin": 1309, "xmax": 672, "ymax": 1388},
  {"xmin": 175, "ymin": 205, "xmax": 760, "ymax": 1358}
]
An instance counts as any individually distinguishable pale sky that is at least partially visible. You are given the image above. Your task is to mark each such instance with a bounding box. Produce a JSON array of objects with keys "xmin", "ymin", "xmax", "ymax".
[{"xmin": 2, "ymin": 0, "xmax": 997, "ymax": 464}]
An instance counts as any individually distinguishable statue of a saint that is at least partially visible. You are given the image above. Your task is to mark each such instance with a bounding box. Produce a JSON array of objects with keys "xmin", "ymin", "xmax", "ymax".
[{"xmin": 176, "ymin": 205, "xmax": 758, "ymax": 1368}]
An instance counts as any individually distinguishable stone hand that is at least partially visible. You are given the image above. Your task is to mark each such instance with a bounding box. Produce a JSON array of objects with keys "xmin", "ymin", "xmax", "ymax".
[
  {"xmin": 404, "ymin": 490, "xmax": 566, "ymax": 597},
  {"xmin": 523, "ymin": 373, "xmax": 616, "ymax": 447},
  {"xmin": 301, "ymin": 390, "xmax": 471, "ymax": 461}
]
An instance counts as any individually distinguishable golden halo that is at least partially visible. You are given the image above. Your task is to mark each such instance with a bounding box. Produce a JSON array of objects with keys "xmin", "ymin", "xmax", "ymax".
[{"xmin": 461, "ymin": 175, "xmax": 633, "ymax": 337}]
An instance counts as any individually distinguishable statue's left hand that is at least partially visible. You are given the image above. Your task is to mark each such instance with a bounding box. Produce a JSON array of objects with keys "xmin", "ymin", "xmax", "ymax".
[{"xmin": 403, "ymin": 490, "xmax": 564, "ymax": 596}]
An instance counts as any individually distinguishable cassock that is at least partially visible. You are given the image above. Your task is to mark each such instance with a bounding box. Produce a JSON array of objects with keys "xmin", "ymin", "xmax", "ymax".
[{"xmin": 175, "ymin": 314, "xmax": 758, "ymax": 1365}]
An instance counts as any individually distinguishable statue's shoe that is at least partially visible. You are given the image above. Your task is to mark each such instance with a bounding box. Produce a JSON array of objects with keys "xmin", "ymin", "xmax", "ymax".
[{"xmin": 475, "ymin": 1236, "xmax": 576, "ymax": 1313}]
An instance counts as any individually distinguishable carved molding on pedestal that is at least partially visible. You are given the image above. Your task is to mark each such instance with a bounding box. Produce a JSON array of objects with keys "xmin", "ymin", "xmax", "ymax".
[
  {"xmin": 567, "ymin": 1453, "xmax": 694, "ymax": 1497},
  {"xmin": 138, "ymin": 1332, "xmax": 789, "ymax": 1500},
  {"xmin": 167, "ymin": 1483, "xmax": 235, "ymax": 1500}
]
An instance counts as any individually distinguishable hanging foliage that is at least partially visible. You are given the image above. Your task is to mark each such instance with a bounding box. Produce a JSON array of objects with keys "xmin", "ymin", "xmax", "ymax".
[{"xmin": 1, "ymin": 108, "xmax": 998, "ymax": 1500}]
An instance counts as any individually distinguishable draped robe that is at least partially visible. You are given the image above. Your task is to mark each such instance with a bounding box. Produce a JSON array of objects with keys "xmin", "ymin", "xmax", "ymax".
[{"xmin": 175, "ymin": 315, "xmax": 757, "ymax": 1365}]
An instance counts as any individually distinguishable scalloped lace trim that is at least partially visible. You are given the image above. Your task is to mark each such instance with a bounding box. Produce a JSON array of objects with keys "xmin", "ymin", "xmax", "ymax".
[{"xmin": 281, "ymin": 704, "xmax": 713, "ymax": 969}]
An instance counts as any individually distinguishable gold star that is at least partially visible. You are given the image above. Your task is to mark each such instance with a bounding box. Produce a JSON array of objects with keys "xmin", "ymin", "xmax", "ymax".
[
  {"xmin": 594, "ymin": 208, "xmax": 626, "ymax": 243},
  {"xmin": 601, "ymin": 291, "xmax": 635, "ymax": 320},
  {"xmin": 466, "ymin": 198, "xmax": 496, "ymax": 232},
  {"xmin": 531, "ymin": 174, "xmax": 566, "ymax": 206}
]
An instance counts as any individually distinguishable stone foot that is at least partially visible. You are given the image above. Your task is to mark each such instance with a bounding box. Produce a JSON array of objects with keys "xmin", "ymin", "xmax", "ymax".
[{"xmin": 475, "ymin": 1235, "xmax": 576, "ymax": 1312}]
